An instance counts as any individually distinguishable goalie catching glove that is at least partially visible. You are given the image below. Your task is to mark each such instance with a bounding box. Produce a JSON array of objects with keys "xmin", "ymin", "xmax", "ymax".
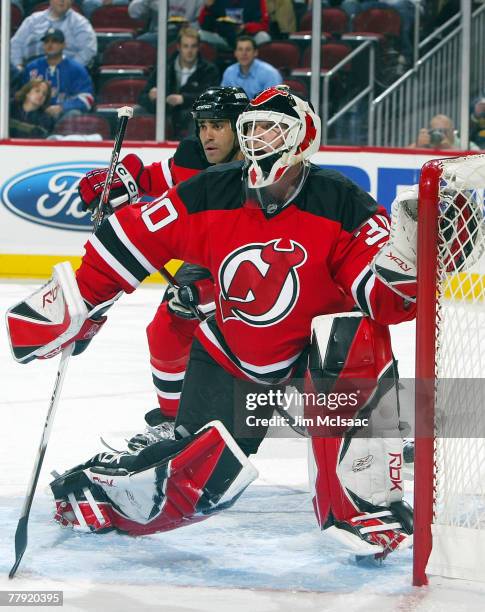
[
  {"xmin": 5, "ymin": 262, "xmax": 118, "ymax": 363},
  {"xmin": 78, "ymin": 154, "xmax": 151, "ymax": 213},
  {"xmin": 371, "ymin": 186, "xmax": 418, "ymax": 302}
]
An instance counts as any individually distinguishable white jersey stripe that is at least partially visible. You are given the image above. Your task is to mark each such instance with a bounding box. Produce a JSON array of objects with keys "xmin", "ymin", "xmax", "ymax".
[
  {"xmin": 89, "ymin": 235, "xmax": 140, "ymax": 289},
  {"xmin": 351, "ymin": 264, "xmax": 370, "ymax": 308},
  {"xmin": 155, "ymin": 389, "xmax": 181, "ymax": 400},
  {"xmin": 198, "ymin": 320, "xmax": 301, "ymax": 381},
  {"xmin": 364, "ymin": 273, "xmax": 376, "ymax": 319},
  {"xmin": 151, "ymin": 366, "xmax": 186, "ymax": 381},
  {"xmin": 161, "ymin": 159, "xmax": 174, "ymax": 188},
  {"xmin": 109, "ymin": 215, "xmax": 158, "ymax": 274}
]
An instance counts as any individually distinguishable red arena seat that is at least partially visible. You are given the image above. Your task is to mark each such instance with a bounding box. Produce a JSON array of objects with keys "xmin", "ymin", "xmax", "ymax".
[
  {"xmin": 91, "ymin": 5, "xmax": 147, "ymax": 33},
  {"xmin": 300, "ymin": 42, "xmax": 352, "ymax": 72},
  {"xmin": 96, "ymin": 78, "xmax": 148, "ymax": 108},
  {"xmin": 257, "ymin": 42, "xmax": 300, "ymax": 74},
  {"xmin": 352, "ymin": 8, "xmax": 401, "ymax": 38},
  {"xmin": 282, "ymin": 79, "xmax": 309, "ymax": 99},
  {"xmin": 99, "ymin": 40, "xmax": 157, "ymax": 77},
  {"xmin": 300, "ymin": 8, "xmax": 349, "ymax": 36},
  {"xmin": 125, "ymin": 115, "xmax": 156, "ymax": 141},
  {"xmin": 53, "ymin": 114, "xmax": 111, "ymax": 140}
]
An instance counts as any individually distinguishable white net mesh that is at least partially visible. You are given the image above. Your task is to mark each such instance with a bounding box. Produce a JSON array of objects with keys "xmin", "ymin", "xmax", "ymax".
[{"xmin": 429, "ymin": 155, "xmax": 485, "ymax": 579}]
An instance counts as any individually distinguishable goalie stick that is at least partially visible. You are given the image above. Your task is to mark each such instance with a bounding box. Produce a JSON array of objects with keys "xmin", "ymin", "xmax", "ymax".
[
  {"xmin": 9, "ymin": 343, "xmax": 74, "ymax": 579},
  {"xmin": 9, "ymin": 110, "xmax": 133, "ymax": 577},
  {"xmin": 92, "ymin": 106, "xmax": 134, "ymax": 231}
]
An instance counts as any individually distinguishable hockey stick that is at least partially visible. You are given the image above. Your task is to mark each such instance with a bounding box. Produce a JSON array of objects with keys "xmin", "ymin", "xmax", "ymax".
[
  {"xmin": 9, "ymin": 343, "xmax": 74, "ymax": 579},
  {"xmin": 10, "ymin": 114, "xmax": 134, "ymax": 576},
  {"xmin": 92, "ymin": 106, "xmax": 134, "ymax": 231}
]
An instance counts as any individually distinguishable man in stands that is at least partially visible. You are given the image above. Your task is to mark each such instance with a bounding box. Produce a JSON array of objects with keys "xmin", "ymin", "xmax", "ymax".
[
  {"xmin": 16, "ymin": 86, "xmax": 416, "ymax": 560},
  {"xmin": 11, "ymin": 0, "xmax": 97, "ymax": 70},
  {"xmin": 79, "ymin": 86, "xmax": 249, "ymax": 445},
  {"xmin": 138, "ymin": 27, "xmax": 219, "ymax": 138},
  {"xmin": 221, "ymin": 35, "xmax": 282, "ymax": 100},
  {"xmin": 127, "ymin": 0, "xmax": 205, "ymax": 46},
  {"xmin": 22, "ymin": 28, "xmax": 94, "ymax": 123}
]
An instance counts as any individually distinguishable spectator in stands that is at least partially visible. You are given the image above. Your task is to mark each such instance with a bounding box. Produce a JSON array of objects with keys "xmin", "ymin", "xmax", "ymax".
[
  {"xmin": 199, "ymin": 0, "xmax": 271, "ymax": 48},
  {"xmin": 128, "ymin": 0, "xmax": 205, "ymax": 46},
  {"xmin": 221, "ymin": 35, "xmax": 282, "ymax": 99},
  {"xmin": 11, "ymin": 0, "xmax": 97, "ymax": 70},
  {"xmin": 21, "ymin": 28, "xmax": 94, "ymax": 123},
  {"xmin": 267, "ymin": 0, "xmax": 296, "ymax": 38},
  {"xmin": 470, "ymin": 97, "xmax": 485, "ymax": 149},
  {"xmin": 138, "ymin": 27, "xmax": 219, "ymax": 137},
  {"xmin": 410, "ymin": 114, "xmax": 479, "ymax": 150},
  {"xmin": 10, "ymin": 79, "xmax": 54, "ymax": 139}
]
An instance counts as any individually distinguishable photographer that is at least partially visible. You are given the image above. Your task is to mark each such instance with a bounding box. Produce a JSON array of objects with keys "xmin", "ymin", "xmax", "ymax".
[
  {"xmin": 409, "ymin": 114, "xmax": 479, "ymax": 150},
  {"xmin": 470, "ymin": 98, "xmax": 485, "ymax": 149}
]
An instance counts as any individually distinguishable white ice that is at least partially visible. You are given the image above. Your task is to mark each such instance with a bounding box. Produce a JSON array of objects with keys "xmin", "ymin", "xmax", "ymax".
[{"xmin": 1, "ymin": 281, "xmax": 485, "ymax": 611}]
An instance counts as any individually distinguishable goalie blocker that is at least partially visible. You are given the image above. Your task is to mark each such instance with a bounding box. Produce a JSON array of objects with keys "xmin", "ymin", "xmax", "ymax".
[
  {"xmin": 5, "ymin": 262, "xmax": 118, "ymax": 363},
  {"xmin": 51, "ymin": 421, "xmax": 258, "ymax": 535}
]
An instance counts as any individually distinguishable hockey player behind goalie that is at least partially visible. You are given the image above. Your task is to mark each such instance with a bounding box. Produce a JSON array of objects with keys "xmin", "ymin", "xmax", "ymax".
[
  {"xmin": 77, "ymin": 86, "xmax": 249, "ymax": 446},
  {"xmin": 8, "ymin": 86, "xmax": 419, "ymax": 559}
]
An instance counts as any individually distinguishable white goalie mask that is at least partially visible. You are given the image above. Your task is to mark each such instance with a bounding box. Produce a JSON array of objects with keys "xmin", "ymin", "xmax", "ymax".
[{"xmin": 236, "ymin": 86, "xmax": 321, "ymax": 190}]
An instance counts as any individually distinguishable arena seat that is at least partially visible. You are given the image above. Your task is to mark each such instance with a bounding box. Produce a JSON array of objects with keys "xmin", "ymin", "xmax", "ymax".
[
  {"xmin": 125, "ymin": 115, "xmax": 156, "ymax": 141},
  {"xmin": 99, "ymin": 40, "xmax": 157, "ymax": 77},
  {"xmin": 299, "ymin": 8, "xmax": 349, "ymax": 36},
  {"xmin": 96, "ymin": 78, "xmax": 148, "ymax": 112},
  {"xmin": 91, "ymin": 5, "xmax": 147, "ymax": 33},
  {"xmin": 352, "ymin": 8, "xmax": 401, "ymax": 40},
  {"xmin": 53, "ymin": 114, "xmax": 111, "ymax": 140},
  {"xmin": 257, "ymin": 42, "xmax": 300, "ymax": 74}
]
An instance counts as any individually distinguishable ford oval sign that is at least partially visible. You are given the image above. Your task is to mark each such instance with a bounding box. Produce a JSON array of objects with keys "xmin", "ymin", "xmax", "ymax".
[{"xmin": 0, "ymin": 162, "xmax": 106, "ymax": 231}]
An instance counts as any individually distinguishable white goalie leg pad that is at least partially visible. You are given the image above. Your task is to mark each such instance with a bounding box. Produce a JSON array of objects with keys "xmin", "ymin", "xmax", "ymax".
[{"xmin": 337, "ymin": 386, "xmax": 404, "ymax": 509}]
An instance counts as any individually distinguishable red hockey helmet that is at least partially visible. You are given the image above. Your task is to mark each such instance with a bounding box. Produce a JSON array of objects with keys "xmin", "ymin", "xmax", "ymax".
[{"xmin": 236, "ymin": 86, "xmax": 321, "ymax": 189}]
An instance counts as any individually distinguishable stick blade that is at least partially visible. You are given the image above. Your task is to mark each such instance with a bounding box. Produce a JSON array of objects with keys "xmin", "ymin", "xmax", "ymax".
[{"xmin": 9, "ymin": 515, "xmax": 28, "ymax": 578}]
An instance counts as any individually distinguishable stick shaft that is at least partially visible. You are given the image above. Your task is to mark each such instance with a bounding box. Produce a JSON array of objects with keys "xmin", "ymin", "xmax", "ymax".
[
  {"xmin": 93, "ymin": 112, "xmax": 131, "ymax": 231},
  {"xmin": 9, "ymin": 344, "xmax": 74, "ymax": 578}
]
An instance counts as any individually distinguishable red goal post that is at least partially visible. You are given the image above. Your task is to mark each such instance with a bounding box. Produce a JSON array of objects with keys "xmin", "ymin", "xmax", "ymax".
[{"xmin": 413, "ymin": 154, "xmax": 485, "ymax": 586}]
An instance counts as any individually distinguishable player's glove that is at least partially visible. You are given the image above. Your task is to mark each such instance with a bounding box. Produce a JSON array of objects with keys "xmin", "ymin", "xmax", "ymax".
[
  {"xmin": 371, "ymin": 186, "xmax": 418, "ymax": 302},
  {"xmin": 78, "ymin": 153, "xmax": 149, "ymax": 213},
  {"xmin": 166, "ymin": 284, "xmax": 200, "ymax": 320}
]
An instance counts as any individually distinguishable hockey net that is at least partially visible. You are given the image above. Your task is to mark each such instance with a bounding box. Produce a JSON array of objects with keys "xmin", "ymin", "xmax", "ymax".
[{"xmin": 414, "ymin": 154, "xmax": 485, "ymax": 585}]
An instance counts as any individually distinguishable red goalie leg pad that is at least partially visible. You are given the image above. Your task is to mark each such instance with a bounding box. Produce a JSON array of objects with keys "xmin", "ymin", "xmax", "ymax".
[
  {"xmin": 146, "ymin": 301, "xmax": 199, "ymax": 418},
  {"xmin": 92, "ymin": 422, "xmax": 258, "ymax": 536},
  {"xmin": 305, "ymin": 314, "xmax": 395, "ymax": 437}
]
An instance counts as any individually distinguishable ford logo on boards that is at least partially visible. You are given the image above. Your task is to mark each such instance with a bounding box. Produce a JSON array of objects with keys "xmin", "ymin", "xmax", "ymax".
[{"xmin": 0, "ymin": 162, "xmax": 106, "ymax": 231}]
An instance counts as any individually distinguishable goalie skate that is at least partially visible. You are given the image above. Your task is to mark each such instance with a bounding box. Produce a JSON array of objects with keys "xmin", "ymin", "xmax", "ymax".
[
  {"xmin": 100, "ymin": 408, "xmax": 176, "ymax": 453},
  {"xmin": 324, "ymin": 500, "xmax": 413, "ymax": 560}
]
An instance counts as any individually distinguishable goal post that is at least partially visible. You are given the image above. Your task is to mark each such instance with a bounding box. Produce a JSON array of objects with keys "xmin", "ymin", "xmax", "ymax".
[{"xmin": 413, "ymin": 154, "xmax": 485, "ymax": 586}]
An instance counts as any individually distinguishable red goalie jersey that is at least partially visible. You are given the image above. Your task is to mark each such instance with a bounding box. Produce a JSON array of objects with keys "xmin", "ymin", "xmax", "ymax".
[{"xmin": 77, "ymin": 162, "xmax": 415, "ymax": 383}]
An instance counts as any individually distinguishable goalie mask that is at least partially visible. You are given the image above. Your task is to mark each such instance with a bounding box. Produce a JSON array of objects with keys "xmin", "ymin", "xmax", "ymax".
[{"xmin": 237, "ymin": 86, "xmax": 320, "ymax": 187}]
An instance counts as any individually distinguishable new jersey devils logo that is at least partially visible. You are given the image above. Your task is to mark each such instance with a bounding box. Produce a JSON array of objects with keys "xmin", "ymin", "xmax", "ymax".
[{"xmin": 219, "ymin": 239, "xmax": 307, "ymax": 326}]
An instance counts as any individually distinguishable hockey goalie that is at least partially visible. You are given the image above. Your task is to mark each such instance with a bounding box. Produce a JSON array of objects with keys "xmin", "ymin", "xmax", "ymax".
[{"xmin": 7, "ymin": 87, "xmax": 419, "ymax": 559}]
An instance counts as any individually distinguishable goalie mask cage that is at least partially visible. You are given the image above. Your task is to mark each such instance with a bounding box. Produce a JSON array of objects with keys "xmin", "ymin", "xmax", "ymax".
[{"xmin": 413, "ymin": 154, "xmax": 485, "ymax": 586}]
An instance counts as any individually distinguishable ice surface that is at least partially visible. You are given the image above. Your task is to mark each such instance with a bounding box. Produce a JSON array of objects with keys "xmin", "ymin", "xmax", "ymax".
[{"xmin": 1, "ymin": 282, "xmax": 485, "ymax": 611}]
